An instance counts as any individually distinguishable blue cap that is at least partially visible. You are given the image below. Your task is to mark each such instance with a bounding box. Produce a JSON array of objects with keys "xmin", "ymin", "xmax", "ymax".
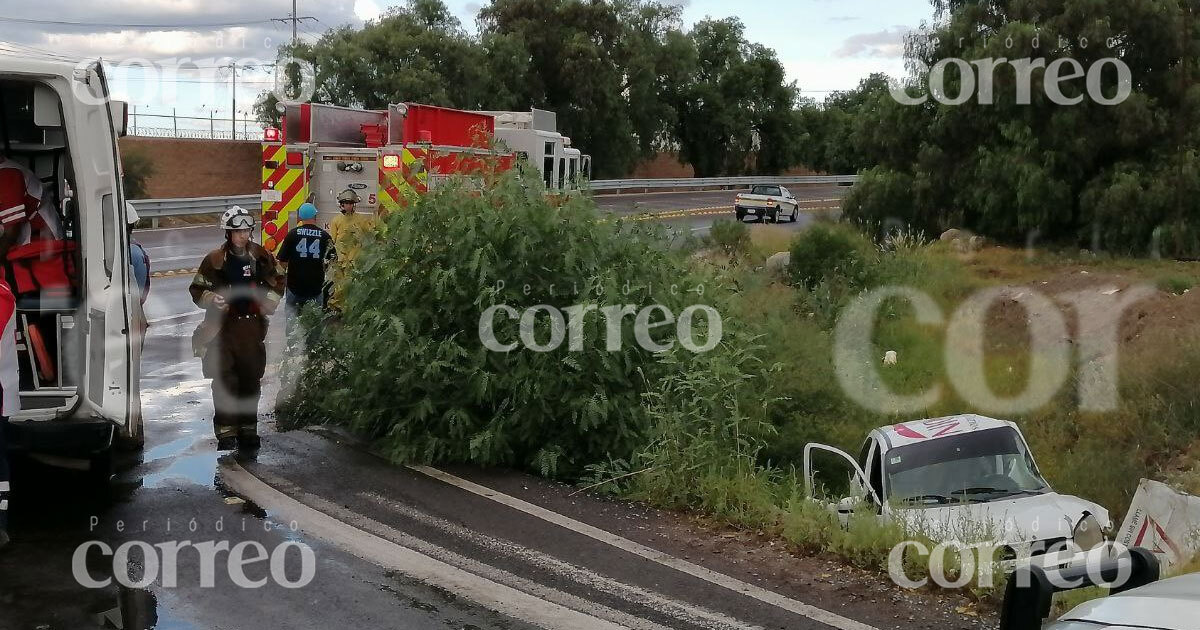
[{"xmin": 298, "ymin": 203, "xmax": 318, "ymax": 221}]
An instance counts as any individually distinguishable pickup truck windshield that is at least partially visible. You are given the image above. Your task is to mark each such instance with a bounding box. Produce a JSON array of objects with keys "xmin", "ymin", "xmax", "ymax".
[
  {"xmin": 886, "ymin": 427, "xmax": 1049, "ymax": 504},
  {"xmin": 750, "ymin": 185, "xmax": 782, "ymax": 196}
]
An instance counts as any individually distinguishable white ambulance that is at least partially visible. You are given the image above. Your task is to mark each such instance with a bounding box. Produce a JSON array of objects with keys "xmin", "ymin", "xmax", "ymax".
[{"xmin": 0, "ymin": 52, "xmax": 142, "ymax": 480}]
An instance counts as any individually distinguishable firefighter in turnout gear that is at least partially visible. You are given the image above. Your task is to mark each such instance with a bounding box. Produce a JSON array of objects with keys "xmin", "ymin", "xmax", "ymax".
[
  {"xmin": 190, "ymin": 206, "xmax": 285, "ymax": 451},
  {"xmin": 327, "ymin": 189, "xmax": 373, "ymax": 311}
]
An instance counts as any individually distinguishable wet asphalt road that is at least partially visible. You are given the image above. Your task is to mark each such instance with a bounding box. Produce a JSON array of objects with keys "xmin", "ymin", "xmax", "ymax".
[{"xmin": 0, "ymin": 276, "xmax": 536, "ymax": 630}]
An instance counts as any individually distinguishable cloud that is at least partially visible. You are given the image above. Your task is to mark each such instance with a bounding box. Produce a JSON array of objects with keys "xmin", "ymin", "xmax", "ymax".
[
  {"xmin": 0, "ymin": 1, "xmax": 361, "ymax": 62},
  {"xmin": 828, "ymin": 16, "xmax": 860, "ymax": 23},
  {"xmin": 834, "ymin": 26, "xmax": 910, "ymax": 59},
  {"xmin": 354, "ymin": 0, "xmax": 384, "ymax": 23}
]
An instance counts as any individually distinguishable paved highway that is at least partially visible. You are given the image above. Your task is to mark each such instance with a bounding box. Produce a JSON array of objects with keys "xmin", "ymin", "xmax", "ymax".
[
  {"xmin": 0, "ymin": 183, "xmax": 989, "ymax": 630},
  {"xmin": 135, "ymin": 186, "xmax": 850, "ymax": 274}
]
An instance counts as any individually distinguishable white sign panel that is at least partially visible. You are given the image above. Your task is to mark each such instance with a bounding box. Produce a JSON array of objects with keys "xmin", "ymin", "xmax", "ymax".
[{"xmin": 1118, "ymin": 479, "xmax": 1200, "ymax": 570}]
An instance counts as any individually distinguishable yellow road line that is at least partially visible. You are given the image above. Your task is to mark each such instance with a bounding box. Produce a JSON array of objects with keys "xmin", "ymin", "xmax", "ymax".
[{"xmin": 151, "ymin": 267, "xmax": 200, "ymax": 278}]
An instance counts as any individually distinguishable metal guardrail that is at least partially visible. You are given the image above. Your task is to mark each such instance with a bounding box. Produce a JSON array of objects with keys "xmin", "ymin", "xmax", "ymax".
[
  {"xmin": 130, "ymin": 175, "xmax": 858, "ymax": 226},
  {"xmin": 588, "ymin": 175, "xmax": 858, "ymax": 191},
  {"xmin": 130, "ymin": 194, "xmax": 259, "ymax": 228}
]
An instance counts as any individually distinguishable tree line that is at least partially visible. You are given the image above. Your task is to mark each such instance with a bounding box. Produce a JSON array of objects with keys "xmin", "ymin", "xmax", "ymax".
[
  {"xmin": 841, "ymin": 0, "xmax": 1200, "ymax": 257},
  {"xmin": 257, "ymin": 0, "xmax": 802, "ymax": 179}
]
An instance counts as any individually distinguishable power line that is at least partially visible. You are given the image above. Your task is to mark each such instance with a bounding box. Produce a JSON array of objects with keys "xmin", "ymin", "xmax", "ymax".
[
  {"xmin": 0, "ymin": 40, "xmax": 282, "ymax": 70},
  {"xmin": 114, "ymin": 77, "xmax": 277, "ymax": 84},
  {"xmin": 0, "ymin": 41, "xmax": 82, "ymax": 62},
  {"xmin": 0, "ymin": 16, "xmax": 294, "ymax": 29}
]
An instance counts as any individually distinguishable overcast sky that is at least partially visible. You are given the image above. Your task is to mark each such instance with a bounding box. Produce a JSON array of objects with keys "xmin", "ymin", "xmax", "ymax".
[{"xmin": 0, "ymin": 0, "xmax": 934, "ymax": 131}]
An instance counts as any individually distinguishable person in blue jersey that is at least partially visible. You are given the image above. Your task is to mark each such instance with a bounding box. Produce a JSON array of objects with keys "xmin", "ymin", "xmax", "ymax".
[{"xmin": 276, "ymin": 203, "xmax": 336, "ymax": 334}]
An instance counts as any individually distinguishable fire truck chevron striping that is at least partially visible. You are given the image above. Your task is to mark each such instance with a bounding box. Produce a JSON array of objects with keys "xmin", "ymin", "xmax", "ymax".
[
  {"xmin": 260, "ymin": 142, "xmax": 311, "ymax": 252},
  {"xmin": 377, "ymin": 147, "xmax": 429, "ymax": 213},
  {"xmin": 259, "ymin": 102, "xmax": 590, "ymax": 254}
]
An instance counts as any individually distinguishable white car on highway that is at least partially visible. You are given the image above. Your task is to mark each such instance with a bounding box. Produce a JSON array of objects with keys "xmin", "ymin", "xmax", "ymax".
[
  {"xmin": 804, "ymin": 414, "xmax": 1113, "ymax": 568},
  {"xmin": 734, "ymin": 184, "xmax": 800, "ymax": 223}
]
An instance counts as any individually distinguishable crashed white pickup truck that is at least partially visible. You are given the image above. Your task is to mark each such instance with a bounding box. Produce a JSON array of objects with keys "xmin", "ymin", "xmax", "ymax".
[
  {"xmin": 804, "ymin": 414, "xmax": 1113, "ymax": 568},
  {"xmin": 733, "ymin": 184, "xmax": 800, "ymax": 223}
]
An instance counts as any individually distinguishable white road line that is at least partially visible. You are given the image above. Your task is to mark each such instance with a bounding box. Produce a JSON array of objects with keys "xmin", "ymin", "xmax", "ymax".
[
  {"xmin": 148, "ymin": 310, "xmax": 204, "ymax": 325},
  {"xmin": 220, "ymin": 460, "xmax": 645, "ymax": 630},
  {"xmin": 409, "ymin": 466, "xmax": 880, "ymax": 630},
  {"xmin": 134, "ymin": 223, "xmax": 220, "ymax": 233},
  {"xmin": 153, "ymin": 254, "xmax": 203, "ymax": 264},
  {"xmin": 143, "ymin": 244, "xmax": 205, "ymax": 253},
  {"xmin": 362, "ymin": 491, "xmax": 765, "ymax": 630}
]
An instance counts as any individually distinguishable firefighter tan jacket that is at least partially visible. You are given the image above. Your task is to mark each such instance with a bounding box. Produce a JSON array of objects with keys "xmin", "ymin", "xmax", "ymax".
[
  {"xmin": 329, "ymin": 211, "xmax": 375, "ymax": 260},
  {"xmin": 188, "ymin": 241, "xmax": 285, "ymax": 360}
]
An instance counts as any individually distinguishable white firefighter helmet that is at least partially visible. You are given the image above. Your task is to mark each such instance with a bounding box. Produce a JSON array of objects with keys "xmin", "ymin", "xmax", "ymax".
[
  {"xmin": 337, "ymin": 189, "xmax": 361, "ymax": 204},
  {"xmin": 125, "ymin": 201, "xmax": 140, "ymax": 226},
  {"xmin": 220, "ymin": 205, "xmax": 255, "ymax": 230}
]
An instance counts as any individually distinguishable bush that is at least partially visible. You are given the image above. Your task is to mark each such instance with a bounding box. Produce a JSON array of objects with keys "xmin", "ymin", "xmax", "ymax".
[
  {"xmin": 279, "ymin": 168, "xmax": 729, "ymax": 478},
  {"xmin": 1157, "ymin": 274, "xmax": 1193, "ymax": 295},
  {"xmin": 706, "ymin": 219, "xmax": 750, "ymax": 257},
  {"xmin": 787, "ymin": 223, "xmax": 876, "ymax": 290}
]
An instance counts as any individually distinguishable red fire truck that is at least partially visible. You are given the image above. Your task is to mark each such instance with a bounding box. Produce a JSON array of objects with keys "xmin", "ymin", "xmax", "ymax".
[{"xmin": 260, "ymin": 102, "xmax": 589, "ymax": 253}]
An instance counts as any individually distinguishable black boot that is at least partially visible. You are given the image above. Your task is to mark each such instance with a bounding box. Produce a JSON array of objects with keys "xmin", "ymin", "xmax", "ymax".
[{"xmin": 216, "ymin": 436, "xmax": 238, "ymax": 451}]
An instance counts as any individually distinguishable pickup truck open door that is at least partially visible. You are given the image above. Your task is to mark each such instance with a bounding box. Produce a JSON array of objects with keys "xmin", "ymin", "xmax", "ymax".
[{"xmin": 803, "ymin": 443, "xmax": 880, "ymax": 524}]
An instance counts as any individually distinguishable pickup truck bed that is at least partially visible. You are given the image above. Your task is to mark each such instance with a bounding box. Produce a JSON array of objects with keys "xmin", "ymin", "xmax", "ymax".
[{"xmin": 734, "ymin": 185, "xmax": 799, "ymax": 223}]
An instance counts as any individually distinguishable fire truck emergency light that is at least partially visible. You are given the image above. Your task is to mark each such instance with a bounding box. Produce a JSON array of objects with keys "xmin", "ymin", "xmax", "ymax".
[
  {"xmin": 286, "ymin": 152, "xmax": 304, "ymax": 166},
  {"xmin": 382, "ymin": 154, "xmax": 400, "ymax": 169},
  {"xmin": 264, "ymin": 127, "xmax": 280, "ymax": 142}
]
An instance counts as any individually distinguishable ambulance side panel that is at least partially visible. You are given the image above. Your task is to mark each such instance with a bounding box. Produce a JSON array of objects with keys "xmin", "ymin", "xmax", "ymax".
[{"xmin": 72, "ymin": 63, "xmax": 138, "ymax": 436}]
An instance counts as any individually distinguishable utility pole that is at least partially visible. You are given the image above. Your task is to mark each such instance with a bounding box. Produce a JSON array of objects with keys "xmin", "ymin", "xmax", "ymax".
[
  {"xmin": 221, "ymin": 61, "xmax": 242, "ymax": 138},
  {"xmin": 271, "ymin": 6, "xmax": 315, "ymax": 51}
]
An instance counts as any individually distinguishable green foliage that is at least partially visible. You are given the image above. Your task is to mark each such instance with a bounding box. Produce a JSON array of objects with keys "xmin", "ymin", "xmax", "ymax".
[
  {"xmin": 254, "ymin": 0, "xmax": 801, "ymax": 178},
  {"xmin": 279, "ymin": 166, "xmax": 725, "ymax": 477},
  {"xmin": 672, "ymin": 18, "xmax": 799, "ymax": 176},
  {"xmin": 705, "ymin": 219, "xmax": 750, "ymax": 257},
  {"xmin": 845, "ymin": 0, "xmax": 1200, "ymax": 256},
  {"xmin": 1158, "ymin": 274, "xmax": 1194, "ymax": 296},
  {"xmin": 786, "ymin": 223, "xmax": 876, "ymax": 290},
  {"xmin": 631, "ymin": 341, "xmax": 780, "ymax": 526},
  {"xmin": 120, "ymin": 149, "xmax": 155, "ymax": 200},
  {"xmin": 793, "ymin": 74, "xmax": 894, "ymax": 174}
]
